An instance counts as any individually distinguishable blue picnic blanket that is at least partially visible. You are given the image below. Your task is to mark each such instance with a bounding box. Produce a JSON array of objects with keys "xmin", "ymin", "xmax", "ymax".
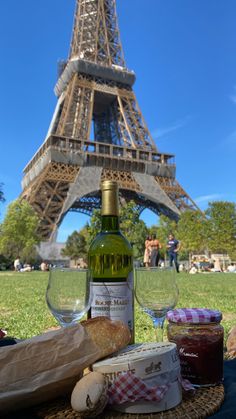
[{"xmin": 209, "ymin": 359, "xmax": 236, "ymax": 418}]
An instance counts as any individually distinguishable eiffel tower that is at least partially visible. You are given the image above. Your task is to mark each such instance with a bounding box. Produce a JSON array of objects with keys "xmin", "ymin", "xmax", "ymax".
[{"xmin": 21, "ymin": 0, "xmax": 198, "ymax": 243}]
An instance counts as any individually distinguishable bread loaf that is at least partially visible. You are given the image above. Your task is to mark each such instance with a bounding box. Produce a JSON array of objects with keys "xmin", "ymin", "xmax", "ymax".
[
  {"xmin": 226, "ymin": 325, "xmax": 236, "ymax": 357},
  {"xmin": 0, "ymin": 319, "xmax": 130, "ymax": 413},
  {"xmin": 81, "ymin": 316, "xmax": 131, "ymax": 358}
]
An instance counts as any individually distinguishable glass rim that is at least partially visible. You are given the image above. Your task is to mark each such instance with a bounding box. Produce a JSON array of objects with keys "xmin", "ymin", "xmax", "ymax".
[
  {"xmin": 134, "ymin": 266, "xmax": 174, "ymax": 271},
  {"xmin": 49, "ymin": 267, "xmax": 88, "ymax": 272}
]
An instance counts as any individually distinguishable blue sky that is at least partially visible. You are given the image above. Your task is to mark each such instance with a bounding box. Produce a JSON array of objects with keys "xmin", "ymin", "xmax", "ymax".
[{"xmin": 0, "ymin": 0, "xmax": 235, "ymax": 242}]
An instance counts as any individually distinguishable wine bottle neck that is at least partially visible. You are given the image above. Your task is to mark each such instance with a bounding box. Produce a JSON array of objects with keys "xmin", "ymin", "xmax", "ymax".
[
  {"xmin": 101, "ymin": 181, "xmax": 119, "ymax": 217},
  {"xmin": 101, "ymin": 180, "xmax": 119, "ymax": 231},
  {"xmin": 101, "ymin": 215, "xmax": 120, "ymax": 232}
]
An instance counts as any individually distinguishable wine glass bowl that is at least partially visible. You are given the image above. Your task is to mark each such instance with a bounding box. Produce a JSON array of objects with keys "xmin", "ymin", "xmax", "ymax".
[
  {"xmin": 135, "ymin": 266, "xmax": 179, "ymax": 341},
  {"xmin": 46, "ymin": 268, "xmax": 91, "ymax": 327}
]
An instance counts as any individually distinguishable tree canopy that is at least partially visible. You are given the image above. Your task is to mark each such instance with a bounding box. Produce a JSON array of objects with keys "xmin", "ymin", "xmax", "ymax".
[
  {"xmin": 61, "ymin": 231, "xmax": 87, "ymax": 265},
  {"xmin": 178, "ymin": 210, "xmax": 208, "ymax": 255},
  {"xmin": 0, "ymin": 183, "xmax": 5, "ymax": 212},
  {"xmin": 159, "ymin": 202, "xmax": 236, "ymax": 259},
  {"xmin": 205, "ymin": 201, "xmax": 236, "ymax": 256},
  {"xmin": 83, "ymin": 200, "xmax": 236, "ymax": 261},
  {"xmin": 0, "ymin": 199, "xmax": 41, "ymax": 262},
  {"xmin": 119, "ymin": 201, "xmax": 148, "ymax": 259}
]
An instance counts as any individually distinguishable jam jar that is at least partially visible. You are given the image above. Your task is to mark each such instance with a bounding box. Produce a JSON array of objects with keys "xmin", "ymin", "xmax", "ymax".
[{"xmin": 167, "ymin": 308, "xmax": 224, "ymax": 386}]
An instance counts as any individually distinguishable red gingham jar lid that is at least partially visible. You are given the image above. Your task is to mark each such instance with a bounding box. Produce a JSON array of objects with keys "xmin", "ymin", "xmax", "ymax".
[{"xmin": 166, "ymin": 308, "xmax": 222, "ymax": 324}]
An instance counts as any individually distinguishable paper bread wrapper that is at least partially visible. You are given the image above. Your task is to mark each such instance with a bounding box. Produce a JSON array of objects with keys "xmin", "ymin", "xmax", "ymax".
[
  {"xmin": 93, "ymin": 342, "xmax": 182, "ymax": 413},
  {"xmin": 0, "ymin": 317, "xmax": 131, "ymax": 413},
  {"xmin": 0, "ymin": 324, "xmax": 100, "ymax": 413}
]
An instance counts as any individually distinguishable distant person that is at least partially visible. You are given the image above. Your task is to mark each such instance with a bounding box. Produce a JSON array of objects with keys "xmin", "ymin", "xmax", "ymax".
[
  {"xmin": 166, "ymin": 233, "xmax": 181, "ymax": 273},
  {"xmin": 14, "ymin": 257, "xmax": 21, "ymax": 272},
  {"xmin": 179, "ymin": 263, "xmax": 184, "ymax": 272},
  {"xmin": 40, "ymin": 261, "xmax": 49, "ymax": 271},
  {"xmin": 213, "ymin": 258, "xmax": 222, "ymax": 272},
  {"xmin": 227, "ymin": 263, "xmax": 236, "ymax": 273},
  {"xmin": 20, "ymin": 264, "xmax": 32, "ymax": 272},
  {"xmin": 189, "ymin": 263, "xmax": 198, "ymax": 274},
  {"xmin": 143, "ymin": 235, "xmax": 152, "ymax": 267},
  {"xmin": 149, "ymin": 234, "xmax": 161, "ymax": 267}
]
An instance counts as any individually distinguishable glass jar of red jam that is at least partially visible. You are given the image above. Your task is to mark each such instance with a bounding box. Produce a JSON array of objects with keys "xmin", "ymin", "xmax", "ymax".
[{"xmin": 167, "ymin": 308, "xmax": 224, "ymax": 386}]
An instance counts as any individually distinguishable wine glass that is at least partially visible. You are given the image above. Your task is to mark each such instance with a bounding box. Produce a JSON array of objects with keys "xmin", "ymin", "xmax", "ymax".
[
  {"xmin": 46, "ymin": 268, "xmax": 91, "ymax": 327},
  {"xmin": 135, "ymin": 266, "xmax": 178, "ymax": 341}
]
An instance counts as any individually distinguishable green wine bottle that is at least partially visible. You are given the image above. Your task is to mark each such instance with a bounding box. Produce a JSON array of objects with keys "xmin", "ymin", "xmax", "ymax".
[{"xmin": 88, "ymin": 180, "xmax": 134, "ymax": 342}]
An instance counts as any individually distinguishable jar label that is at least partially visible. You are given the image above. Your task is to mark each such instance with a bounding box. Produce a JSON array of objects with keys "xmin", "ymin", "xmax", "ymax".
[
  {"xmin": 90, "ymin": 272, "xmax": 134, "ymax": 334},
  {"xmin": 177, "ymin": 337, "xmax": 223, "ymax": 385}
]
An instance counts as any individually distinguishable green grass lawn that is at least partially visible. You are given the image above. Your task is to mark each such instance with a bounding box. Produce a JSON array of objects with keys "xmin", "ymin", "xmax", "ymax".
[{"xmin": 0, "ymin": 271, "xmax": 236, "ymax": 344}]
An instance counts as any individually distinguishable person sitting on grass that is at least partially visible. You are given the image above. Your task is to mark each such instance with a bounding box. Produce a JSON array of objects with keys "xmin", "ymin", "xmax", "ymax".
[
  {"xmin": 40, "ymin": 261, "xmax": 49, "ymax": 271},
  {"xmin": 212, "ymin": 258, "xmax": 222, "ymax": 272},
  {"xmin": 227, "ymin": 263, "xmax": 236, "ymax": 273},
  {"xmin": 20, "ymin": 263, "xmax": 32, "ymax": 272},
  {"xmin": 189, "ymin": 263, "xmax": 198, "ymax": 274}
]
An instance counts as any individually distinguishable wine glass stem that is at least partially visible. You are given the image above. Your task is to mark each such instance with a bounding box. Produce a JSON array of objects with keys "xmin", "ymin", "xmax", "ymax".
[{"xmin": 153, "ymin": 316, "xmax": 165, "ymax": 342}]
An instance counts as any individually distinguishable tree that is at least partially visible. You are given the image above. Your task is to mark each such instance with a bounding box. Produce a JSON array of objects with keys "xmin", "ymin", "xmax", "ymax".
[
  {"xmin": 178, "ymin": 210, "xmax": 208, "ymax": 256},
  {"xmin": 79, "ymin": 222, "xmax": 90, "ymax": 248},
  {"xmin": 0, "ymin": 199, "xmax": 41, "ymax": 262},
  {"xmin": 120, "ymin": 201, "xmax": 148, "ymax": 259},
  {"xmin": 0, "ymin": 183, "xmax": 5, "ymax": 217},
  {"xmin": 205, "ymin": 201, "xmax": 236, "ymax": 257},
  {"xmin": 0, "ymin": 183, "xmax": 5, "ymax": 204},
  {"xmin": 87, "ymin": 209, "xmax": 102, "ymax": 244},
  {"xmin": 61, "ymin": 231, "xmax": 87, "ymax": 265}
]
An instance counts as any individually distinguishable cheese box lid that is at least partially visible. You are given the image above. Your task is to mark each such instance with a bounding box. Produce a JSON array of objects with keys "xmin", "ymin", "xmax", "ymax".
[{"xmin": 93, "ymin": 342, "xmax": 179, "ymax": 380}]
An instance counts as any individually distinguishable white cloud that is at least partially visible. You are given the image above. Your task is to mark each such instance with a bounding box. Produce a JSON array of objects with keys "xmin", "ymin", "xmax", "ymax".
[
  {"xmin": 220, "ymin": 129, "xmax": 236, "ymax": 150},
  {"xmin": 151, "ymin": 116, "xmax": 191, "ymax": 140},
  {"xmin": 226, "ymin": 130, "xmax": 236, "ymax": 143},
  {"xmin": 194, "ymin": 194, "xmax": 225, "ymax": 204},
  {"xmin": 225, "ymin": 86, "xmax": 236, "ymax": 146},
  {"xmin": 230, "ymin": 86, "xmax": 236, "ymax": 104}
]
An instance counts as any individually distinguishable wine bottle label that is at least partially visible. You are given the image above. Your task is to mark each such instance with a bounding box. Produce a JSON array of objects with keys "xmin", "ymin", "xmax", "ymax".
[{"xmin": 90, "ymin": 272, "xmax": 134, "ymax": 333}]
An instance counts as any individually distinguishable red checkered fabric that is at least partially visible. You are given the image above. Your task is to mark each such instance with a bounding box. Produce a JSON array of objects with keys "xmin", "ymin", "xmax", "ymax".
[
  {"xmin": 108, "ymin": 371, "xmax": 169, "ymax": 404},
  {"xmin": 166, "ymin": 308, "xmax": 222, "ymax": 324},
  {"xmin": 107, "ymin": 372, "xmax": 195, "ymax": 405},
  {"xmin": 180, "ymin": 377, "xmax": 195, "ymax": 393}
]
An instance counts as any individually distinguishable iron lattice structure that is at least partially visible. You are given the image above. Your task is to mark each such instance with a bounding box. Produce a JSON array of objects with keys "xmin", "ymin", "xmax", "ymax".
[{"xmin": 21, "ymin": 0, "xmax": 199, "ymax": 242}]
